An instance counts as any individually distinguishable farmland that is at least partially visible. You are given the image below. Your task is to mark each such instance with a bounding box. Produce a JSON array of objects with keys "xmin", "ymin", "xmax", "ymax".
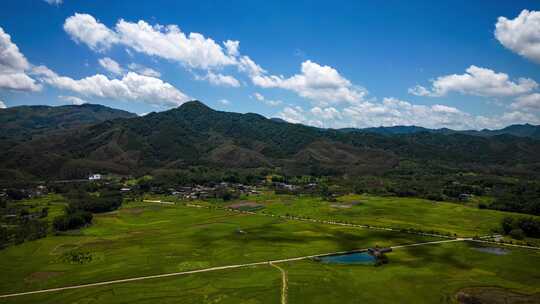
[{"xmin": 1, "ymin": 194, "xmax": 539, "ymax": 303}]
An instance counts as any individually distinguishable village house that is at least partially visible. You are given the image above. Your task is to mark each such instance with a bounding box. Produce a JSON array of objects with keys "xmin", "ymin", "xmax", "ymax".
[{"xmin": 88, "ymin": 174, "xmax": 102, "ymax": 181}]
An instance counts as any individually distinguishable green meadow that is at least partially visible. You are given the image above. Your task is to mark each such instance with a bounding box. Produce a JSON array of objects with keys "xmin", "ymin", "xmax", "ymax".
[
  {"xmin": 2, "ymin": 241, "xmax": 540, "ymax": 303},
  {"xmin": 11, "ymin": 194, "xmax": 68, "ymax": 229},
  {"xmin": 0, "ymin": 200, "xmax": 434, "ymax": 295},
  {"xmin": 1, "ymin": 194, "xmax": 540, "ymax": 303},
  {"xmin": 237, "ymin": 193, "xmax": 536, "ymax": 236},
  {"xmin": 0, "ymin": 266, "xmax": 281, "ymax": 304},
  {"xmin": 284, "ymin": 242, "xmax": 540, "ymax": 303}
]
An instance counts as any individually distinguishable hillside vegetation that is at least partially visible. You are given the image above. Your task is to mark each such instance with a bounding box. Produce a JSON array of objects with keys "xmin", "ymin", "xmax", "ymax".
[{"xmin": 1, "ymin": 101, "xmax": 539, "ymax": 181}]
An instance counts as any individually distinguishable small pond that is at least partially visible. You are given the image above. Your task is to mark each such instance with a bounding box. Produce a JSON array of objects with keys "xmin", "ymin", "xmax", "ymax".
[
  {"xmin": 319, "ymin": 251, "xmax": 376, "ymax": 265},
  {"xmin": 472, "ymin": 246, "xmax": 510, "ymax": 256}
]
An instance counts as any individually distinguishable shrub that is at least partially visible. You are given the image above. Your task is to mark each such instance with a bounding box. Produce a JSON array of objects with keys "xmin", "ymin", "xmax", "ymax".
[
  {"xmin": 53, "ymin": 211, "xmax": 93, "ymax": 231},
  {"xmin": 509, "ymin": 228, "xmax": 525, "ymax": 240}
]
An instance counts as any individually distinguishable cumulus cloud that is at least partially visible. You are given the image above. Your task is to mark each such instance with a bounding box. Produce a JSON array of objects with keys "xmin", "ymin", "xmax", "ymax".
[
  {"xmin": 511, "ymin": 93, "xmax": 540, "ymax": 110},
  {"xmin": 127, "ymin": 63, "xmax": 161, "ymax": 77},
  {"xmin": 218, "ymin": 99, "xmax": 230, "ymax": 105},
  {"xmin": 310, "ymin": 106, "xmax": 341, "ymax": 120},
  {"xmin": 253, "ymin": 92, "xmax": 282, "ymax": 106},
  {"xmin": 98, "ymin": 57, "xmax": 124, "ymax": 75},
  {"xmin": 277, "ymin": 97, "xmax": 540, "ymax": 130},
  {"xmin": 238, "ymin": 55, "xmax": 266, "ymax": 77},
  {"xmin": 0, "ymin": 27, "xmax": 41, "ymax": 91},
  {"xmin": 34, "ymin": 66, "xmax": 189, "ymax": 107},
  {"xmin": 224, "ymin": 40, "xmax": 240, "ymax": 57},
  {"xmin": 59, "ymin": 95, "xmax": 87, "ymax": 105},
  {"xmin": 340, "ymin": 98, "xmax": 477, "ymax": 129},
  {"xmin": 252, "ymin": 60, "xmax": 366, "ymax": 106},
  {"xmin": 64, "ymin": 13, "xmax": 237, "ymax": 69},
  {"xmin": 64, "ymin": 13, "xmax": 119, "ymax": 52},
  {"xmin": 62, "ymin": 13, "xmax": 367, "ymax": 106},
  {"xmin": 495, "ymin": 10, "xmax": 540, "ymax": 63},
  {"xmin": 0, "ymin": 100, "xmax": 6, "ymax": 109},
  {"xmin": 277, "ymin": 106, "xmax": 306, "ymax": 124},
  {"xmin": 198, "ymin": 72, "xmax": 240, "ymax": 87},
  {"xmin": 409, "ymin": 65, "xmax": 537, "ymax": 97},
  {"xmin": 115, "ymin": 19, "xmax": 237, "ymax": 69}
]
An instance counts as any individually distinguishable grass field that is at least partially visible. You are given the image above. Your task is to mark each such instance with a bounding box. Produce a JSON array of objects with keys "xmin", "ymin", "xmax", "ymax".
[
  {"xmin": 1, "ymin": 194, "xmax": 540, "ymax": 303},
  {"xmin": 226, "ymin": 193, "xmax": 537, "ymax": 237},
  {"xmin": 0, "ymin": 265, "xmax": 280, "ymax": 304},
  {"xmin": 2, "ymin": 241, "xmax": 539, "ymax": 303},
  {"xmin": 0, "ymin": 199, "xmax": 435, "ymax": 296},
  {"xmin": 9, "ymin": 194, "xmax": 67, "ymax": 228},
  {"xmin": 283, "ymin": 241, "xmax": 540, "ymax": 303}
]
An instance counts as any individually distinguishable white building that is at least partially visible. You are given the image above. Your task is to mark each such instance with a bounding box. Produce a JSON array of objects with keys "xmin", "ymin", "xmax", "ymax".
[{"xmin": 88, "ymin": 174, "xmax": 102, "ymax": 181}]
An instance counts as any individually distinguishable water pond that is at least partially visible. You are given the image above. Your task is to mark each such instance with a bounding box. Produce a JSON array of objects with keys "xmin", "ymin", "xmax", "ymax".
[{"xmin": 319, "ymin": 251, "xmax": 376, "ymax": 265}]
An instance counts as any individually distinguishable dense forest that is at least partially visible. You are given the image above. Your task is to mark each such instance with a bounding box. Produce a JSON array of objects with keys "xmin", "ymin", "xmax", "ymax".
[{"xmin": 1, "ymin": 101, "xmax": 539, "ymax": 216}]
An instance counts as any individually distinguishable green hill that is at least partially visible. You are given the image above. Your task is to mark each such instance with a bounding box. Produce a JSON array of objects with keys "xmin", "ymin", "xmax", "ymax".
[{"xmin": 1, "ymin": 101, "xmax": 539, "ymax": 181}]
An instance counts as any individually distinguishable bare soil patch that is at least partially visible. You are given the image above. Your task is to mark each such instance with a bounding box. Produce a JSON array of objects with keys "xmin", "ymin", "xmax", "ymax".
[
  {"xmin": 228, "ymin": 202, "xmax": 264, "ymax": 211},
  {"xmin": 25, "ymin": 272, "xmax": 63, "ymax": 283}
]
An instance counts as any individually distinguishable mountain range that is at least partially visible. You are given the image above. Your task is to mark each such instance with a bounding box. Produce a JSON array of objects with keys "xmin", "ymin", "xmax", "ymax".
[{"xmin": 0, "ymin": 101, "xmax": 539, "ymax": 181}]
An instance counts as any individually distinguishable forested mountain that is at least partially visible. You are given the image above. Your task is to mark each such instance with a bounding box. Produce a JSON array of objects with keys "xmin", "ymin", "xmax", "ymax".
[
  {"xmin": 1, "ymin": 101, "xmax": 539, "ymax": 181},
  {"xmin": 0, "ymin": 104, "xmax": 136, "ymax": 144}
]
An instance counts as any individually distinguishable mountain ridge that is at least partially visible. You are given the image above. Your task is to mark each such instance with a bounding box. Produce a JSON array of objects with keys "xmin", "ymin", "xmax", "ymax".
[{"xmin": 1, "ymin": 100, "xmax": 539, "ymax": 181}]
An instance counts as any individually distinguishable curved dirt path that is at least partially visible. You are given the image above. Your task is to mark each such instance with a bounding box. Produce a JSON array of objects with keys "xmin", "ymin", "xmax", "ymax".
[{"xmin": 270, "ymin": 263, "xmax": 288, "ymax": 304}]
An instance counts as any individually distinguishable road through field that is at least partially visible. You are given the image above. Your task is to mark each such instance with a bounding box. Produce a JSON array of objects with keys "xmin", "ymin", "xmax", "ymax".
[{"xmin": 0, "ymin": 238, "xmax": 464, "ymax": 299}]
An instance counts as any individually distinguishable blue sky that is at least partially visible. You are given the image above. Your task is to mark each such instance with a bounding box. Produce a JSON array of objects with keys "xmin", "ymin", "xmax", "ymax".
[{"xmin": 1, "ymin": 0, "xmax": 540, "ymax": 129}]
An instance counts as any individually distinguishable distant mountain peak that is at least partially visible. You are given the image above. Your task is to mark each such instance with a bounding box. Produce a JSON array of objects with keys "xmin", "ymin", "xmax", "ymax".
[{"xmin": 179, "ymin": 100, "xmax": 211, "ymax": 110}]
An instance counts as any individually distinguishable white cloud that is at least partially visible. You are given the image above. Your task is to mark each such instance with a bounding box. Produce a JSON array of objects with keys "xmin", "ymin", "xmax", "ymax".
[
  {"xmin": 252, "ymin": 60, "xmax": 366, "ymax": 106},
  {"xmin": 407, "ymin": 85, "xmax": 431, "ymax": 96},
  {"xmin": 224, "ymin": 40, "xmax": 240, "ymax": 57},
  {"xmin": 310, "ymin": 106, "xmax": 341, "ymax": 120},
  {"xmin": 34, "ymin": 66, "xmax": 189, "ymax": 107},
  {"xmin": 278, "ymin": 106, "xmax": 306, "ymax": 124},
  {"xmin": 495, "ymin": 10, "xmax": 540, "ymax": 63},
  {"xmin": 200, "ymin": 72, "xmax": 240, "ymax": 87},
  {"xmin": 115, "ymin": 19, "xmax": 237, "ymax": 69},
  {"xmin": 59, "ymin": 95, "xmax": 87, "ymax": 105},
  {"xmin": 0, "ymin": 29, "xmax": 29, "ymax": 72},
  {"xmin": 252, "ymin": 92, "xmax": 282, "ymax": 106},
  {"xmin": 0, "ymin": 27, "xmax": 41, "ymax": 91},
  {"xmin": 98, "ymin": 57, "xmax": 124, "ymax": 75},
  {"xmin": 238, "ymin": 55, "xmax": 266, "ymax": 77},
  {"xmin": 62, "ymin": 13, "xmax": 367, "ymax": 107},
  {"xmin": 277, "ymin": 97, "xmax": 540, "ymax": 130},
  {"xmin": 409, "ymin": 65, "xmax": 537, "ymax": 97},
  {"xmin": 44, "ymin": 0, "xmax": 63, "ymax": 5},
  {"xmin": 64, "ymin": 14, "xmax": 237, "ymax": 70},
  {"xmin": 64, "ymin": 13, "xmax": 119, "ymax": 52},
  {"xmin": 127, "ymin": 63, "xmax": 161, "ymax": 77},
  {"xmin": 218, "ymin": 99, "xmax": 230, "ymax": 105},
  {"xmin": 511, "ymin": 93, "xmax": 540, "ymax": 110},
  {"xmin": 253, "ymin": 92, "xmax": 264, "ymax": 101},
  {"xmin": 0, "ymin": 73, "xmax": 41, "ymax": 92},
  {"xmin": 0, "ymin": 100, "xmax": 6, "ymax": 109}
]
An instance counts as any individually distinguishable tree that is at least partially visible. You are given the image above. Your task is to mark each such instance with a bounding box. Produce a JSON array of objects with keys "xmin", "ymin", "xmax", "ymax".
[{"xmin": 501, "ymin": 217, "xmax": 514, "ymax": 234}]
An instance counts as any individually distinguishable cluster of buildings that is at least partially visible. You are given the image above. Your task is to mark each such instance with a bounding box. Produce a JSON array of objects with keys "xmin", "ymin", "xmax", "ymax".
[
  {"xmin": 0, "ymin": 185, "xmax": 48, "ymax": 201},
  {"xmin": 169, "ymin": 182, "xmax": 260, "ymax": 200}
]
